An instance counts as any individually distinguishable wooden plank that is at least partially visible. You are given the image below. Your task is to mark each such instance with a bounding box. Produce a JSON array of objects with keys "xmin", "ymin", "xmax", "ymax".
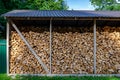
[
  {"xmin": 50, "ymin": 19, "xmax": 52, "ymax": 74},
  {"xmin": 8, "ymin": 74, "xmax": 120, "ymax": 77},
  {"xmin": 6, "ymin": 17, "xmax": 120, "ymax": 21},
  {"xmin": 9, "ymin": 20, "xmax": 50, "ymax": 74},
  {"xmin": 7, "ymin": 22, "xmax": 10, "ymax": 74},
  {"xmin": 93, "ymin": 19, "xmax": 96, "ymax": 74},
  {"xmin": 7, "ymin": 17, "xmax": 93, "ymax": 20}
]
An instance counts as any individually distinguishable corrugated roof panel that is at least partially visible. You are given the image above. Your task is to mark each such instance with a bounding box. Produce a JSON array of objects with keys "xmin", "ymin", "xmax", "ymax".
[{"xmin": 2, "ymin": 10, "xmax": 120, "ymax": 18}]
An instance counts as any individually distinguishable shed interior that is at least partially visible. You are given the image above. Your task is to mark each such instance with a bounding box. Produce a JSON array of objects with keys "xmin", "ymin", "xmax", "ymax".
[
  {"xmin": 9, "ymin": 19, "xmax": 120, "ymax": 74},
  {"xmin": 13, "ymin": 20, "xmax": 120, "ymax": 27}
]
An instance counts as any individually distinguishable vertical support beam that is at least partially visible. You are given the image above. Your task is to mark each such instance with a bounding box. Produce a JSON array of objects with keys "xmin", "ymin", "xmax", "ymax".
[
  {"xmin": 93, "ymin": 19, "xmax": 96, "ymax": 74},
  {"xmin": 6, "ymin": 21, "xmax": 9, "ymax": 75},
  {"xmin": 10, "ymin": 20, "xmax": 50, "ymax": 74},
  {"xmin": 50, "ymin": 19, "xmax": 52, "ymax": 74}
]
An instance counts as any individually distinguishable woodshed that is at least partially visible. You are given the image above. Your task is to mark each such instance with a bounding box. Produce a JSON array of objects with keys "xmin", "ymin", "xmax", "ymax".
[{"xmin": 2, "ymin": 10, "xmax": 120, "ymax": 76}]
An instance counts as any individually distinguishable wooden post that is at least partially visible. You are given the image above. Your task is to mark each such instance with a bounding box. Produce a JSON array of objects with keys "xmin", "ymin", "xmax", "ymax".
[
  {"xmin": 50, "ymin": 19, "xmax": 52, "ymax": 74},
  {"xmin": 10, "ymin": 20, "xmax": 50, "ymax": 74},
  {"xmin": 93, "ymin": 19, "xmax": 96, "ymax": 74},
  {"xmin": 6, "ymin": 21, "xmax": 10, "ymax": 75}
]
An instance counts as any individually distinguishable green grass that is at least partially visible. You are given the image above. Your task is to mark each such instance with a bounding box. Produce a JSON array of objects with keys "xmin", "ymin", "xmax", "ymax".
[{"xmin": 0, "ymin": 74, "xmax": 120, "ymax": 80}]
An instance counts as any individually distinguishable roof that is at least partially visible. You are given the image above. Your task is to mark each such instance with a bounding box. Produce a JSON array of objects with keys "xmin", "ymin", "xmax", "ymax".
[{"xmin": 2, "ymin": 10, "xmax": 120, "ymax": 18}]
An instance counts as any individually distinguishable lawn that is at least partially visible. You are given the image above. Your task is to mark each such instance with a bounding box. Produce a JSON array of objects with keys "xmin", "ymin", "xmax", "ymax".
[{"xmin": 0, "ymin": 74, "xmax": 120, "ymax": 80}]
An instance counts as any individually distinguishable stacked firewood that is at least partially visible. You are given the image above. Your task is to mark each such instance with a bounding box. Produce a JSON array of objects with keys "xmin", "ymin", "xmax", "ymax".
[
  {"xmin": 9, "ymin": 26, "xmax": 94, "ymax": 74},
  {"xmin": 9, "ymin": 26, "xmax": 50, "ymax": 74},
  {"xmin": 9, "ymin": 25, "xmax": 120, "ymax": 74},
  {"xmin": 52, "ymin": 26, "xmax": 94, "ymax": 74},
  {"xmin": 96, "ymin": 26, "xmax": 120, "ymax": 74}
]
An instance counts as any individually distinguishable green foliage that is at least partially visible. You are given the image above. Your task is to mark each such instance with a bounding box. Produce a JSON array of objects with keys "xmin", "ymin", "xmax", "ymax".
[
  {"xmin": 0, "ymin": 74, "xmax": 120, "ymax": 80},
  {"xmin": 0, "ymin": 74, "xmax": 12, "ymax": 80},
  {"xmin": 0, "ymin": 0, "xmax": 68, "ymax": 11},
  {"xmin": 20, "ymin": 0, "xmax": 68, "ymax": 10},
  {"xmin": 0, "ymin": 0, "xmax": 68, "ymax": 39},
  {"xmin": 90, "ymin": 0, "xmax": 120, "ymax": 10}
]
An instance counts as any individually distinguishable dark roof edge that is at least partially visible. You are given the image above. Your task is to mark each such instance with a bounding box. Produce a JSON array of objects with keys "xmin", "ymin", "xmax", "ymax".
[{"xmin": 2, "ymin": 10, "xmax": 120, "ymax": 19}]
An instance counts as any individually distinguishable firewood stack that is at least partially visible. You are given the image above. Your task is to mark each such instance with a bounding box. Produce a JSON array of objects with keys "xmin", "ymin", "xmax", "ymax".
[
  {"xmin": 96, "ymin": 26, "xmax": 120, "ymax": 74},
  {"xmin": 10, "ymin": 26, "xmax": 50, "ymax": 74},
  {"xmin": 52, "ymin": 26, "xmax": 94, "ymax": 74},
  {"xmin": 9, "ymin": 25, "xmax": 120, "ymax": 74},
  {"xmin": 9, "ymin": 26, "xmax": 94, "ymax": 74}
]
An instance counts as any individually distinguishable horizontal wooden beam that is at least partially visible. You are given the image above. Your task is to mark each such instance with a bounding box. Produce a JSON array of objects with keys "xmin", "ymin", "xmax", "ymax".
[
  {"xmin": 6, "ymin": 17, "xmax": 120, "ymax": 21},
  {"xmin": 8, "ymin": 74, "xmax": 120, "ymax": 77}
]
